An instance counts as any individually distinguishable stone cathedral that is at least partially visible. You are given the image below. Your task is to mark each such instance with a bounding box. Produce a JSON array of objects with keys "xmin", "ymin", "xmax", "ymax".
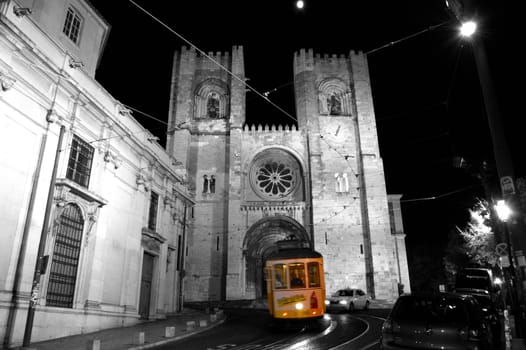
[{"xmin": 166, "ymin": 46, "xmax": 410, "ymax": 302}]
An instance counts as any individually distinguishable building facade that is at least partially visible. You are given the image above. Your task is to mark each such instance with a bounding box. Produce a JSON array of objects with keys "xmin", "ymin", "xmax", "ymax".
[
  {"xmin": 0, "ymin": 0, "xmax": 192, "ymax": 347},
  {"xmin": 167, "ymin": 46, "xmax": 411, "ymax": 303}
]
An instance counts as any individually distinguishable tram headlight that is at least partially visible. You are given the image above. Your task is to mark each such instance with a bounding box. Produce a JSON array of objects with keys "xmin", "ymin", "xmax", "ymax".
[
  {"xmin": 295, "ymin": 302, "xmax": 304, "ymax": 310},
  {"xmin": 339, "ymin": 300, "xmax": 348, "ymax": 305}
]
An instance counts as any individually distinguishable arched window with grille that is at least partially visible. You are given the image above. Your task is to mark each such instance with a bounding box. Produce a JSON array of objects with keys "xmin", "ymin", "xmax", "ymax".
[
  {"xmin": 317, "ymin": 78, "xmax": 353, "ymax": 116},
  {"xmin": 46, "ymin": 204, "xmax": 84, "ymax": 308},
  {"xmin": 193, "ymin": 79, "xmax": 229, "ymax": 119}
]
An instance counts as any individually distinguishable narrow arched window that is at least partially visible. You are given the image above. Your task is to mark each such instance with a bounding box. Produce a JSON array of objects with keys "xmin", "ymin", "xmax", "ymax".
[
  {"xmin": 203, "ymin": 175, "xmax": 209, "ymax": 193},
  {"xmin": 46, "ymin": 204, "xmax": 84, "ymax": 308},
  {"xmin": 210, "ymin": 175, "xmax": 216, "ymax": 193}
]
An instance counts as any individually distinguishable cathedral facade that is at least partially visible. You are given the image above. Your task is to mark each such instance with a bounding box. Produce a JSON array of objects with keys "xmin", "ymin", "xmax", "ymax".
[{"xmin": 167, "ymin": 46, "xmax": 411, "ymax": 302}]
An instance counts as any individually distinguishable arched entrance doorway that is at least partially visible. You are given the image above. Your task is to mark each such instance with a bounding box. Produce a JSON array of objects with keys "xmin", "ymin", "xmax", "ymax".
[{"xmin": 243, "ymin": 216, "xmax": 310, "ymax": 299}]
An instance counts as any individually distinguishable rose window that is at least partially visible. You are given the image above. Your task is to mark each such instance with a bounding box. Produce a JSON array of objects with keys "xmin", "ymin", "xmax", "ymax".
[
  {"xmin": 249, "ymin": 149, "xmax": 301, "ymax": 200},
  {"xmin": 256, "ymin": 162, "xmax": 295, "ymax": 197}
]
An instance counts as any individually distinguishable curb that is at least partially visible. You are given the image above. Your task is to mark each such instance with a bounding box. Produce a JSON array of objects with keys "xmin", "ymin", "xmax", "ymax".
[{"xmin": 125, "ymin": 317, "xmax": 227, "ymax": 350}]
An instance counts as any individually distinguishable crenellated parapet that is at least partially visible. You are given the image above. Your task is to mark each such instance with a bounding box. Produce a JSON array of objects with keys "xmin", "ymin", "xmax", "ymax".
[
  {"xmin": 293, "ymin": 48, "xmax": 366, "ymax": 75},
  {"xmin": 177, "ymin": 45, "xmax": 245, "ymax": 73},
  {"xmin": 242, "ymin": 123, "xmax": 299, "ymax": 133}
]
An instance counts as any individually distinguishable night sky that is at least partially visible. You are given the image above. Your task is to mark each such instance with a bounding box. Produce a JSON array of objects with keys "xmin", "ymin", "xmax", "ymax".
[{"xmin": 88, "ymin": 0, "xmax": 521, "ymax": 279}]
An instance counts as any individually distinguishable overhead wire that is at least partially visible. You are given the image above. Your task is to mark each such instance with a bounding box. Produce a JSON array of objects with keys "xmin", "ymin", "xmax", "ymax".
[
  {"xmin": 127, "ymin": 0, "xmax": 361, "ymax": 200},
  {"xmin": 128, "ymin": 0, "xmax": 297, "ymax": 125},
  {"xmin": 124, "ymin": 2, "xmax": 474, "ymax": 228},
  {"xmin": 365, "ymin": 20, "xmax": 453, "ymax": 55},
  {"xmin": 121, "ymin": 3, "xmax": 467, "ymax": 226},
  {"xmin": 400, "ymin": 184, "xmax": 478, "ymax": 203}
]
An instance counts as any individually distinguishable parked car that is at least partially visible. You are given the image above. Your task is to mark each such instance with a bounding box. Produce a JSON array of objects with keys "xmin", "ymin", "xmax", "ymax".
[
  {"xmin": 454, "ymin": 267, "xmax": 502, "ymax": 343},
  {"xmin": 467, "ymin": 291, "xmax": 502, "ymax": 345},
  {"xmin": 455, "ymin": 268, "xmax": 499, "ymax": 298},
  {"xmin": 325, "ymin": 288, "xmax": 371, "ymax": 312},
  {"xmin": 380, "ymin": 292, "xmax": 494, "ymax": 350}
]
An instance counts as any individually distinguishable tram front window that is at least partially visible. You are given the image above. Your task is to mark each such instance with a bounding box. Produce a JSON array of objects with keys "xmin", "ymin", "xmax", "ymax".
[
  {"xmin": 289, "ymin": 263, "xmax": 306, "ymax": 288},
  {"xmin": 274, "ymin": 264, "xmax": 287, "ymax": 289}
]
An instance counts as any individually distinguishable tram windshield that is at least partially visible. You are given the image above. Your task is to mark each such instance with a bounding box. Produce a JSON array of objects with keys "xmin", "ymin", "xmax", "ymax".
[
  {"xmin": 271, "ymin": 261, "xmax": 322, "ymax": 289},
  {"xmin": 289, "ymin": 263, "xmax": 306, "ymax": 288},
  {"xmin": 274, "ymin": 264, "xmax": 287, "ymax": 289}
]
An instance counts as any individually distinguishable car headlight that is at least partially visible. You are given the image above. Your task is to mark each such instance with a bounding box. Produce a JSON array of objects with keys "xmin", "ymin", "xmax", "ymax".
[
  {"xmin": 324, "ymin": 300, "xmax": 330, "ymax": 305},
  {"xmin": 339, "ymin": 300, "xmax": 348, "ymax": 305}
]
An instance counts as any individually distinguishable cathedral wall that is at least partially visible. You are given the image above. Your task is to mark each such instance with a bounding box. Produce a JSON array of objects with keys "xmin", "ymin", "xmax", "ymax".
[
  {"xmin": 184, "ymin": 133, "xmax": 227, "ymax": 301},
  {"xmin": 293, "ymin": 49, "xmax": 402, "ymax": 300},
  {"xmin": 351, "ymin": 52, "xmax": 399, "ymax": 299},
  {"xmin": 309, "ymin": 114, "xmax": 369, "ymax": 294},
  {"xmin": 178, "ymin": 47, "xmax": 408, "ymax": 303}
]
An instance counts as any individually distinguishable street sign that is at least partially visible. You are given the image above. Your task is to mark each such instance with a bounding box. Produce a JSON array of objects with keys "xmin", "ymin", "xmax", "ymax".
[
  {"xmin": 496, "ymin": 243, "xmax": 508, "ymax": 256},
  {"xmin": 501, "ymin": 176, "xmax": 516, "ymax": 196}
]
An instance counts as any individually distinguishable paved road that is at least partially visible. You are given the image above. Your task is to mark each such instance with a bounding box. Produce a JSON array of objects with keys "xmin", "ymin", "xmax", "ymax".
[{"xmin": 153, "ymin": 309, "xmax": 391, "ymax": 349}]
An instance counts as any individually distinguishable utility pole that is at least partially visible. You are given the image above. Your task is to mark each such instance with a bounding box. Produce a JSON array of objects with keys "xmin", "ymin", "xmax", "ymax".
[
  {"xmin": 446, "ymin": 0, "xmax": 526, "ymax": 341},
  {"xmin": 22, "ymin": 125, "xmax": 65, "ymax": 347}
]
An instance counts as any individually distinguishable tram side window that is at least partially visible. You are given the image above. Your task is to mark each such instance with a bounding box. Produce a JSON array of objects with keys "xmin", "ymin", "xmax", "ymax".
[
  {"xmin": 289, "ymin": 263, "xmax": 306, "ymax": 288},
  {"xmin": 274, "ymin": 264, "xmax": 287, "ymax": 289},
  {"xmin": 307, "ymin": 262, "xmax": 321, "ymax": 287}
]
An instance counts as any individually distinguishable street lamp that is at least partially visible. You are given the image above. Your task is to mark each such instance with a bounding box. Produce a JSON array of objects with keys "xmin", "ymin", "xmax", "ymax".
[
  {"xmin": 459, "ymin": 20, "xmax": 477, "ymax": 37},
  {"xmin": 495, "ymin": 200, "xmax": 512, "ymax": 222},
  {"xmin": 448, "ymin": 0, "xmax": 526, "ymax": 335},
  {"xmin": 494, "ymin": 200, "xmax": 525, "ymax": 338}
]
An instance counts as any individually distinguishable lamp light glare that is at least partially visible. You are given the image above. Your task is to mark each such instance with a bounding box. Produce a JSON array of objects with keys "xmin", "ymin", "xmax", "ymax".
[
  {"xmin": 460, "ymin": 21, "xmax": 477, "ymax": 37},
  {"xmin": 295, "ymin": 302, "xmax": 304, "ymax": 310},
  {"xmin": 296, "ymin": 0, "xmax": 304, "ymax": 9},
  {"xmin": 495, "ymin": 200, "xmax": 511, "ymax": 222}
]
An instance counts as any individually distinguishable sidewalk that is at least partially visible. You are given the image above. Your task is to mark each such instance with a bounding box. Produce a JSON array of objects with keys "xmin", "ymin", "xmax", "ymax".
[{"xmin": 18, "ymin": 308, "xmax": 225, "ymax": 350}]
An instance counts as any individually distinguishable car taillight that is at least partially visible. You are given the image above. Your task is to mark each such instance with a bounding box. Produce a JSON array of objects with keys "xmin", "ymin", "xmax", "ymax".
[{"xmin": 310, "ymin": 291, "xmax": 318, "ymax": 308}]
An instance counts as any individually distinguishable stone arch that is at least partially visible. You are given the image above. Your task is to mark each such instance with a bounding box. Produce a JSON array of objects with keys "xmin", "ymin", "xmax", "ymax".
[
  {"xmin": 242, "ymin": 216, "xmax": 310, "ymax": 298},
  {"xmin": 194, "ymin": 78, "xmax": 229, "ymax": 119},
  {"xmin": 318, "ymin": 78, "xmax": 353, "ymax": 116}
]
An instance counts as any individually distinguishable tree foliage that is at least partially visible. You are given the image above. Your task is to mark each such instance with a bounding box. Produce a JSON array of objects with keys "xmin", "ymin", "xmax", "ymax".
[{"xmin": 443, "ymin": 199, "xmax": 499, "ymax": 284}]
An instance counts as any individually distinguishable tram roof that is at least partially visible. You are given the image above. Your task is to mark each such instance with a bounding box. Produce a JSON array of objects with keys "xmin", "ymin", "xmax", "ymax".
[{"xmin": 266, "ymin": 248, "xmax": 322, "ymax": 260}]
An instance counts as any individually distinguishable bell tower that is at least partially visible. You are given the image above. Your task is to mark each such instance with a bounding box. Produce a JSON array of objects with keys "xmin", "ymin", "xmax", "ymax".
[
  {"xmin": 293, "ymin": 49, "xmax": 399, "ymax": 299},
  {"xmin": 166, "ymin": 46, "xmax": 246, "ymax": 300}
]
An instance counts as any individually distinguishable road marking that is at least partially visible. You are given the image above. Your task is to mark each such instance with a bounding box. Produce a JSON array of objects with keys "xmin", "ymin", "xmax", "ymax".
[
  {"xmin": 366, "ymin": 315, "xmax": 387, "ymax": 322},
  {"xmin": 360, "ymin": 341, "xmax": 380, "ymax": 350},
  {"xmin": 286, "ymin": 321, "xmax": 337, "ymax": 349},
  {"xmin": 328, "ymin": 314, "xmax": 386, "ymax": 350}
]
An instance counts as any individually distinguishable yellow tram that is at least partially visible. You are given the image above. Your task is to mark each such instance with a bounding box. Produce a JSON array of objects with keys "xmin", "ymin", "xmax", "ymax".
[{"xmin": 265, "ymin": 240, "xmax": 325, "ymax": 320}]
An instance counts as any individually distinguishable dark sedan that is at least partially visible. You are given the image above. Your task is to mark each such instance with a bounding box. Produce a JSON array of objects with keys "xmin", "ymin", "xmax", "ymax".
[{"xmin": 380, "ymin": 292, "xmax": 494, "ymax": 350}]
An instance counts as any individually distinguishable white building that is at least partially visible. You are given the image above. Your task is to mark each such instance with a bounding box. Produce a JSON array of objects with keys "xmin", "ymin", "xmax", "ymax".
[{"xmin": 0, "ymin": 0, "xmax": 193, "ymax": 347}]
